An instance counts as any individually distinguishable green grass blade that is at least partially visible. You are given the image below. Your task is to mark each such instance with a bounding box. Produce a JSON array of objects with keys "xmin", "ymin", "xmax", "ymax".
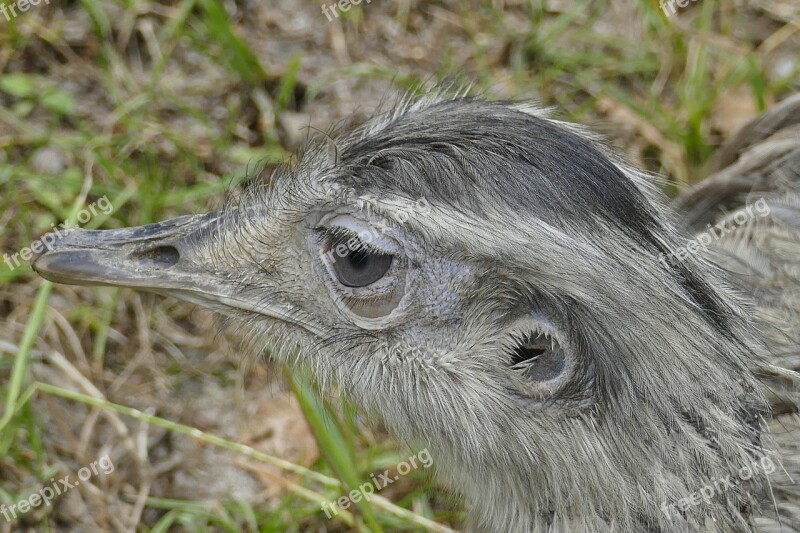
[
  {"xmin": 0, "ymin": 281, "xmax": 52, "ymax": 439},
  {"xmin": 196, "ymin": 0, "xmax": 267, "ymax": 84},
  {"xmin": 286, "ymin": 369, "xmax": 384, "ymax": 532}
]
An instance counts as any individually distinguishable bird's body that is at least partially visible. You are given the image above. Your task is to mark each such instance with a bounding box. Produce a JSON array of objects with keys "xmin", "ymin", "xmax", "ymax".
[{"xmin": 32, "ymin": 92, "xmax": 800, "ymax": 532}]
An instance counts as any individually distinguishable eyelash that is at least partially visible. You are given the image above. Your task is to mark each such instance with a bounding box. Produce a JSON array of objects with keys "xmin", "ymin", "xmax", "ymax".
[{"xmin": 315, "ymin": 226, "xmax": 387, "ymax": 256}]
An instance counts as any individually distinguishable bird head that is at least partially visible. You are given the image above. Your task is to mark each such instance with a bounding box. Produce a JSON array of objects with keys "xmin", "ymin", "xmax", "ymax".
[{"xmin": 33, "ymin": 96, "xmax": 775, "ymax": 532}]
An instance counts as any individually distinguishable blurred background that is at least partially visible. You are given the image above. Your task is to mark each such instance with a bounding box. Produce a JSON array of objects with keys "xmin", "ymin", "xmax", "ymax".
[{"xmin": 0, "ymin": 0, "xmax": 798, "ymax": 531}]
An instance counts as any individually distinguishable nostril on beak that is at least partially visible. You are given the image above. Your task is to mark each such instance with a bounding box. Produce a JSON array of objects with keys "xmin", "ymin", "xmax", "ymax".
[{"xmin": 130, "ymin": 245, "xmax": 180, "ymax": 269}]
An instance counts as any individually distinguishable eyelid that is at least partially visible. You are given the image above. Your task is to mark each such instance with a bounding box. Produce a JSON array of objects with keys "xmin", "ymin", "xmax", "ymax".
[
  {"xmin": 316, "ymin": 214, "xmax": 400, "ymax": 255},
  {"xmin": 318, "ymin": 226, "xmax": 389, "ymax": 256}
]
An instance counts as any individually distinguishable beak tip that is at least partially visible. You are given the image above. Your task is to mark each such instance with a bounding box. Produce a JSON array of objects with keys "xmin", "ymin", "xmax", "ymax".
[
  {"xmin": 28, "ymin": 229, "xmax": 118, "ymax": 286},
  {"xmin": 29, "ymin": 237, "xmax": 54, "ymax": 271},
  {"xmin": 29, "ymin": 233, "xmax": 63, "ymax": 278},
  {"xmin": 29, "ymin": 248, "xmax": 93, "ymax": 286}
]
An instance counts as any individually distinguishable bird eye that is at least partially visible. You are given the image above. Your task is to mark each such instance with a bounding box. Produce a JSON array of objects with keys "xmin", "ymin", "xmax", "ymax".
[{"xmin": 326, "ymin": 234, "xmax": 393, "ymax": 288}]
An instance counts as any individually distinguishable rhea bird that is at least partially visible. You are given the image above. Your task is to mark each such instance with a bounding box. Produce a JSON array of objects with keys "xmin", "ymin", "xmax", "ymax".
[{"xmin": 32, "ymin": 93, "xmax": 800, "ymax": 532}]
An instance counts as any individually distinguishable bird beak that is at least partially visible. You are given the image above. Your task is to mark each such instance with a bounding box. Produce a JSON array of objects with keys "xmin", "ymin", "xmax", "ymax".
[
  {"xmin": 31, "ymin": 212, "xmax": 224, "ymax": 298},
  {"xmin": 32, "ymin": 211, "xmax": 325, "ymax": 336}
]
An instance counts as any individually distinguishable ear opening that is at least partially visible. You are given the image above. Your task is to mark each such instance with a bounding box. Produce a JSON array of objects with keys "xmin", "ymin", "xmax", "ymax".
[
  {"xmin": 510, "ymin": 331, "xmax": 566, "ymax": 381},
  {"xmin": 503, "ymin": 318, "xmax": 575, "ymax": 399}
]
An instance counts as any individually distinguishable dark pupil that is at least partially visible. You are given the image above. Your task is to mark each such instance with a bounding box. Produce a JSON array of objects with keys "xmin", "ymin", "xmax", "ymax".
[
  {"xmin": 330, "ymin": 235, "xmax": 393, "ymax": 288},
  {"xmin": 347, "ymin": 248, "xmax": 370, "ymax": 269}
]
